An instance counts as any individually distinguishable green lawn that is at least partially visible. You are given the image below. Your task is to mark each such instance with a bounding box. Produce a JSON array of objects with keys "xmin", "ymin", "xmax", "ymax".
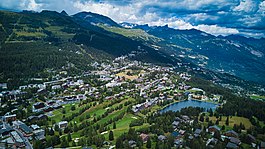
[
  {"xmin": 209, "ymin": 116, "xmax": 253, "ymax": 129},
  {"xmin": 250, "ymin": 95, "xmax": 265, "ymax": 101}
]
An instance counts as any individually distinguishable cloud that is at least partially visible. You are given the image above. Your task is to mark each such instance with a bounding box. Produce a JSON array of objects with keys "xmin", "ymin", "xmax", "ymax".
[{"xmin": 0, "ymin": 0, "xmax": 264, "ymax": 38}]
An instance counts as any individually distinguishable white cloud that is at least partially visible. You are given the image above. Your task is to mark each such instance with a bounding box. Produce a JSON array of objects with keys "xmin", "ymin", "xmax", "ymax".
[
  {"xmin": 0, "ymin": 0, "xmax": 264, "ymax": 38},
  {"xmin": 233, "ymin": 0, "xmax": 258, "ymax": 12}
]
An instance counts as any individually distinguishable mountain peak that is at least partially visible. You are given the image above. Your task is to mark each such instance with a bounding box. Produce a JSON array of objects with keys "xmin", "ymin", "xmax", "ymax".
[
  {"xmin": 73, "ymin": 11, "xmax": 120, "ymax": 27},
  {"xmin": 60, "ymin": 10, "xmax": 68, "ymax": 16}
]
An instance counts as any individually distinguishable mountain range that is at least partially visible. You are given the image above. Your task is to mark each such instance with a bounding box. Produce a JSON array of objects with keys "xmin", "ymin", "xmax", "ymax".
[{"xmin": 0, "ymin": 10, "xmax": 264, "ymax": 91}]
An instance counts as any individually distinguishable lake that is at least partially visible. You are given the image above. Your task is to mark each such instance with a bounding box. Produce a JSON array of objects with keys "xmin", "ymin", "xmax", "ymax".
[{"xmin": 160, "ymin": 99, "xmax": 218, "ymax": 113}]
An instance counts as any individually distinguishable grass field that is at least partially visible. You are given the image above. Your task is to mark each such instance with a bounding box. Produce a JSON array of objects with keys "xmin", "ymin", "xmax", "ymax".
[
  {"xmin": 98, "ymin": 24, "xmax": 161, "ymax": 42},
  {"xmin": 250, "ymin": 94, "xmax": 265, "ymax": 101},
  {"xmin": 209, "ymin": 116, "xmax": 253, "ymax": 129}
]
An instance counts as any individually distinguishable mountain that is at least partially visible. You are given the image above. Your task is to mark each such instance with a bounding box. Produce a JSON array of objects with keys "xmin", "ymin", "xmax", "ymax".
[
  {"xmin": 73, "ymin": 11, "xmax": 121, "ymax": 27},
  {"xmin": 60, "ymin": 10, "xmax": 68, "ymax": 16},
  {"xmin": 0, "ymin": 9, "xmax": 264, "ymax": 91},
  {"xmin": 0, "ymin": 10, "xmax": 176, "ymax": 88},
  {"xmin": 130, "ymin": 24, "xmax": 265, "ymax": 85}
]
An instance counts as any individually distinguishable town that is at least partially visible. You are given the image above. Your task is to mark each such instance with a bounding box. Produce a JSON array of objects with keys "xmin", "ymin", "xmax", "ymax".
[{"xmin": 1, "ymin": 55, "xmax": 265, "ymax": 149}]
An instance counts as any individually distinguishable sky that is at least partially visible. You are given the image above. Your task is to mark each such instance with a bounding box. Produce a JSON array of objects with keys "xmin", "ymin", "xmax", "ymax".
[{"xmin": 0, "ymin": 0, "xmax": 265, "ymax": 38}]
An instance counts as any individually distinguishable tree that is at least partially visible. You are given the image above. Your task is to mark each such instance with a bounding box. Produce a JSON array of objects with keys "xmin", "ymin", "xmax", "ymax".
[
  {"xmin": 71, "ymin": 105, "xmax": 76, "ymax": 111},
  {"xmin": 109, "ymin": 130, "xmax": 114, "ymax": 141},
  {"xmin": 67, "ymin": 133, "xmax": 72, "ymax": 142},
  {"xmin": 61, "ymin": 136, "xmax": 69, "ymax": 148},
  {"xmin": 113, "ymin": 122, "xmax": 116, "ymax": 129},
  {"xmin": 209, "ymin": 109, "xmax": 213, "ymax": 116},
  {"xmin": 146, "ymin": 137, "xmax": 151, "ymax": 148},
  {"xmin": 221, "ymin": 125, "xmax": 225, "ymax": 131},
  {"xmin": 215, "ymin": 119, "xmax": 219, "ymax": 125},
  {"xmin": 33, "ymin": 140, "xmax": 44, "ymax": 149},
  {"xmin": 199, "ymin": 115, "xmax": 204, "ymax": 122},
  {"xmin": 225, "ymin": 116, "xmax": 229, "ymax": 125}
]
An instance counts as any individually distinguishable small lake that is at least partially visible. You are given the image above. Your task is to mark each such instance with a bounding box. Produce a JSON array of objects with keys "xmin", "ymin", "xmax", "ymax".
[{"xmin": 160, "ymin": 100, "xmax": 218, "ymax": 113}]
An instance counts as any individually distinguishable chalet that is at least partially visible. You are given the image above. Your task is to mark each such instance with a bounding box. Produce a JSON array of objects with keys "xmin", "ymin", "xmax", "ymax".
[
  {"xmin": 224, "ymin": 130, "xmax": 239, "ymax": 138},
  {"xmin": 158, "ymin": 135, "xmax": 166, "ymax": 141},
  {"xmin": 30, "ymin": 124, "xmax": 40, "ymax": 130},
  {"xmin": 247, "ymin": 134, "xmax": 256, "ymax": 143},
  {"xmin": 0, "ymin": 83, "xmax": 7, "ymax": 90},
  {"xmin": 33, "ymin": 102, "xmax": 46, "ymax": 112},
  {"xmin": 27, "ymin": 116, "xmax": 38, "ymax": 122},
  {"xmin": 0, "ymin": 127, "xmax": 13, "ymax": 137},
  {"xmin": 260, "ymin": 141, "xmax": 265, "ymax": 149},
  {"xmin": 33, "ymin": 129, "xmax": 45, "ymax": 141},
  {"xmin": 139, "ymin": 133, "xmax": 149, "ymax": 143},
  {"xmin": 194, "ymin": 129, "xmax": 202, "ymax": 137},
  {"xmin": 208, "ymin": 125, "xmax": 221, "ymax": 133},
  {"xmin": 171, "ymin": 131, "xmax": 180, "ymax": 138},
  {"xmin": 4, "ymin": 114, "xmax": 16, "ymax": 122},
  {"xmin": 172, "ymin": 121, "xmax": 180, "ymax": 128},
  {"xmin": 58, "ymin": 121, "xmax": 68, "ymax": 129},
  {"xmin": 226, "ymin": 142, "xmax": 238, "ymax": 149},
  {"xmin": 38, "ymin": 114, "xmax": 48, "ymax": 120},
  {"xmin": 52, "ymin": 85, "xmax": 61, "ymax": 90},
  {"xmin": 229, "ymin": 137, "xmax": 240, "ymax": 145},
  {"xmin": 128, "ymin": 140, "xmax": 136, "ymax": 148},
  {"xmin": 43, "ymin": 106, "xmax": 54, "ymax": 112}
]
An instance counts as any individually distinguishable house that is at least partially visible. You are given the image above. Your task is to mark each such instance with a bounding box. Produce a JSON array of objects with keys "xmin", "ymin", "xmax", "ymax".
[
  {"xmin": 128, "ymin": 140, "xmax": 136, "ymax": 148},
  {"xmin": 51, "ymin": 85, "xmax": 61, "ymax": 90},
  {"xmin": 13, "ymin": 120, "xmax": 33, "ymax": 137},
  {"xmin": 247, "ymin": 134, "xmax": 256, "ymax": 143},
  {"xmin": 38, "ymin": 114, "xmax": 48, "ymax": 120},
  {"xmin": 0, "ymin": 83, "xmax": 7, "ymax": 90},
  {"xmin": 208, "ymin": 125, "xmax": 221, "ymax": 133},
  {"xmin": 27, "ymin": 116, "xmax": 38, "ymax": 122},
  {"xmin": 0, "ymin": 127, "xmax": 13, "ymax": 138},
  {"xmin": 33, "ymin": 129, "xmax": 45, "ymax": 141},
  {"xmin": 30, "ymin": 124, "xmax": 40, "ymax": 130},
  {"xmin": 224, "ymin": 130, "xmax": 239, "ymax": 138},
  {"xmin": 171, "ymin": 131, "xmax": 180, "ymax": 138},
  {"xmin": 139, "ymin": 133, "xmax": 149, "ymax": 143},
  {"xmin": 194, "ymin": 129, "xmax": 202, "ymax": 137},
  {"xmin": 226, "ymin": 142, "xmax": 238, "ymax": 149},
  {"xmin": 158, "ymin": 135, "xmax": 166, "ymax": 141},
  {"xmin": 33, "ymin": 102, "xmax": 46, "ymax": 112},
  {"xmin": 260, "ymin": 141, "xmax": 265, "ymax": 149},
  {"xmin": 230, "ymin": 137, "xmax": 241, "ymax": 145},
  {"xmin": 4, "ymin": 114, "xmax": 16, "ymax": 122},
  {"xmin": 172, "ymin": 121, "xmax": 180, "ymax": 128},
  {"xmin": 58, "ymin": 121, "xmax": 68, "ymax": 129}
]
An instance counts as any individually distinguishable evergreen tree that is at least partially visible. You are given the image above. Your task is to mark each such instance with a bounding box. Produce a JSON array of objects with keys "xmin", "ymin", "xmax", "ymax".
[
  {"xmin": 146, "ymin": 137, "xmax": 151, "ymax": 148},
  {"xmin": 67, "ymin": 133, "xmax": 72, "ymax": 142},
  {"xmin": 113, "ymin": 122, "xmax": 116, "ymax": 129},
  {"xmin": 109, "ymin": 130, "xmax": 114, "ymax": 141},
  {"xmin": 226, "ymin": 116, "xmax": 229, "ymax": 125}
]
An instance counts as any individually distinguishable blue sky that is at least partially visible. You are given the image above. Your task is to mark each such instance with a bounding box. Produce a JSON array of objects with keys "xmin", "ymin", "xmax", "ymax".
[{"xmin": 0, "ymin": 0, "xmax": 265, "ymax": 38}]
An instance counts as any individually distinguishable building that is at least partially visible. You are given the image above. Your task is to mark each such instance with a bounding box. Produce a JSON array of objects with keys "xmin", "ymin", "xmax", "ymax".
[
  {"xmin": 139, "ymin": 133, "xmax": 149, "ymax": 143},
  {"xmin": 58, "ymin": 121, "xmax": 68, "ymax": 129},
  {"xmin": 33, "ymin": 129, "xmax": 45, "ymax": 141},
  {"xmin": 224, "ymin": 130, "xmax": 239, "ymax": 138},
  {"xmin": 4, "ymin": 114, "xmax": 16, "ymax": 122},
  {"xmin": 194, "ymin": 129, "xmax": 202, "ymax": 137},
  {"xmin": 208, "ymin": 125, "xmax": 221, "ymax": 133},
  {"xmin": 10, "ymin": 131, "xmax": 25, "ymax": 148},
  {"xmin": 13, "ymin": 120, "xmax": 33, "ymax": 137}
]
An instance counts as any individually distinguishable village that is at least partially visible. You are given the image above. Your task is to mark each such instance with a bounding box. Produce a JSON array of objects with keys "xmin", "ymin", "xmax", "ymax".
[{"xmin": 0, "ymin": 55, "xmax": 264, "ymax": 149}]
